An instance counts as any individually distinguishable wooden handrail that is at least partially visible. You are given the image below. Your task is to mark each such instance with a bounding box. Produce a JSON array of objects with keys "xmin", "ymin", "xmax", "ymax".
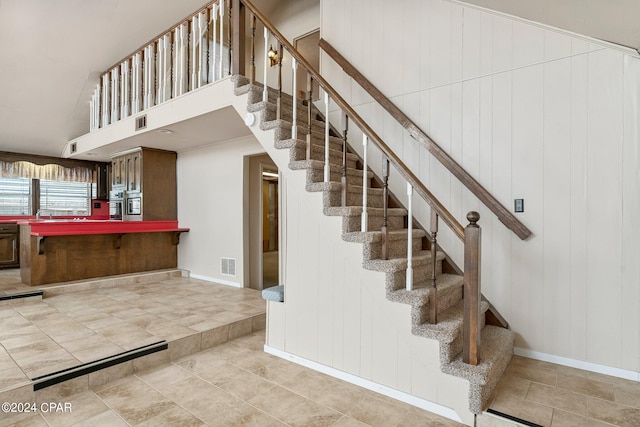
[
  {"xmin": 237, "ymin": 0, "xmax": 465, "ymax": 241},
  {"xmin": 318, "ymin": 38, "xmax": 532, "ymax": 241}
]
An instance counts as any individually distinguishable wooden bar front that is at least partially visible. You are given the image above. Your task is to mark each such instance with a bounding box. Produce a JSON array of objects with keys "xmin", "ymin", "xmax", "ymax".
[{"xmin": 20, "ymin": 223, "xmax": 187, "ymax": 286}]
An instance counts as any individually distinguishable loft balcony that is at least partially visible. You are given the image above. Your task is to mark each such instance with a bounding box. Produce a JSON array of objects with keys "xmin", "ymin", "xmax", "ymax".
[{"xmin": 64, "ymin": 0, "xmax": 250, "ymax": 161}]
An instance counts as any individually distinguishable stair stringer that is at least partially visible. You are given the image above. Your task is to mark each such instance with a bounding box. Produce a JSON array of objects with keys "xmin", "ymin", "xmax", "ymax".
[{"xmin": 230, "ymin": 76, "xmax": 512, "ymax": 424}]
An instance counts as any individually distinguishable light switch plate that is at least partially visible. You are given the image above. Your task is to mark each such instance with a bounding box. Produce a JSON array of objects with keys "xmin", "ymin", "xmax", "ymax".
[{"xmin": 514, "ymin": 199, "xmax": 524, "ymax": 213}]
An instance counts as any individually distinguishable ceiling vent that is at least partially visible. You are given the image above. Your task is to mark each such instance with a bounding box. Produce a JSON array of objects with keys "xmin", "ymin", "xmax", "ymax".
[
  {"xmin": 221, "ymin": 257, "xmax": 236, "ymax": 276},
  {"xmin": 135, "ymin": 115, "xmax": 147, "ymax": 131}
]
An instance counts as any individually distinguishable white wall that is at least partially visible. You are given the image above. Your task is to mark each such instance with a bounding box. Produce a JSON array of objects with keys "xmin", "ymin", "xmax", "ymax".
[
  {"xmin": 266, "ymin": 163, "xmax": 473, "ymax": 425},
  {"xmin": 176, "ymin": 136, "xmax": 265, "ymax": 286},
  {"xmin": 321, "ymin": 0, "xmax": 640, "ymax": 374}
]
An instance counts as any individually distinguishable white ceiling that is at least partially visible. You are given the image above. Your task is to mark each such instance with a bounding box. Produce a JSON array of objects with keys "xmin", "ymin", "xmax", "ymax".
[{"xmin": 0, "ymin": 0, "xmax": 636, "ymax": 161}]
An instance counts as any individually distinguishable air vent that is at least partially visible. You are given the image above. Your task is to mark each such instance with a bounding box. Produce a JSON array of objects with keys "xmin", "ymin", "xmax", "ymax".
[
  {"xmin": 70, "ymin": 143, "xmax": 77, "ymax": 154},
  {"xmin": 221, "ymin": 257, "xmax": 236, "ymax": 276},
  {"xmin": 135, "ymin": 115, "xmax": 147, "ymax": 131}
]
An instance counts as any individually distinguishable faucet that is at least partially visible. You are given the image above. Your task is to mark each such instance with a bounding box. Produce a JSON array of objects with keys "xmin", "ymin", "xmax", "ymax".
[{"xmin": 35, "ymin": 210, "xmax": 41, "ymax": 220}]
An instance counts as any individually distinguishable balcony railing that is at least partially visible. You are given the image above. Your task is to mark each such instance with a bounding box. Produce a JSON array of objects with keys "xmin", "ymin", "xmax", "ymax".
[{"xmin": 89, "ymin": 0, "xmax": 231, "ymax": 132}]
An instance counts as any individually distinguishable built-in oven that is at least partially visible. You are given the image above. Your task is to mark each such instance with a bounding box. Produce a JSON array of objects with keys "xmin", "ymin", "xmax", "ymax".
[
  {"xmin": 109, "ymin": 184, "xmax": 125, "ymax": 220},
  {"xmin": 125, "ymin": 192, "xmax": 142, "ymax": 220}
]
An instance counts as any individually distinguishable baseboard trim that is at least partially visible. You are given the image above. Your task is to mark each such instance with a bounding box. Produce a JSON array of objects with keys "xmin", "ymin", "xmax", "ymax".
[
  {"xmin": 263, "ymin": 345, "xmax": 464, "ymax": 423},
  {"xmin": 514, "ymin": 347, "xmax": 640, "ymax": 382},
  {"xmin": 189, "ymin": 273, "xmax": 242, "ymax": 288}
]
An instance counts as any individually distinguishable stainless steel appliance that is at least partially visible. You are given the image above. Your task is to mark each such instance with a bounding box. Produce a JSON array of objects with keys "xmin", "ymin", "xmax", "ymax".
[
  {"xmin": 109, "ymin": 184, "xmax": 125, "ymax": 220},
  {"xmin": 125, "ymin": 192, "xmax": 142, "ymax": 220}
]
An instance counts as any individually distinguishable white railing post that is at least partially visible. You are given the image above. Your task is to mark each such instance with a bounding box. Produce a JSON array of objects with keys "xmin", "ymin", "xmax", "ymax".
[
  {"xmin": 173, "ymin": 24, "xmax": 188, "ymax": 97},
  {"xmin": 101, "ymin": 73, "xmax": 110, "ymax": 126},
  {"xmin": 93, "ymin": 84, "xmax": 100, "ymax": 129},
  {"xmin": 324, "ymin": 92, "xmax": 330, "ymax": 182},
  {"xmin": 89, "ymin": 94, "xmax": 95, "ymax": 131},
  {"xmin": 191, "ymin": 15, "xmax": 198, "ymax": 91},
  {"xmin": 132, "ymin": 52, "xmax": 142, "ymax": 113},
  {"xmin": 198, "ymin": 10, "xmax": 207, "ymax": 87},
  {"xmin": 219, "ymin": 0, "xmax": 225, "ymax": 79},
  {"xmin": 211, "ymin": 4, "xmax": 218, "ymax": 82},
  {"xmin": 361, "ymin": 134, "xmax": 369, "ymax": 232},
  {"xmin": 406, "ymin": 182, "xmax": 414, "ymax": 291},
  {"xmin": 110, "ymin": 67, "xmax": 119, "ymax": 124},
  {"xmin": 291, "ymin": 58, "xmax": 298, "ymax": 139},
  {"xmin": 121, "ymin": 59, "xmax": 130, "ymax": 118},
  {"xmin": 263, "ymin": 27, "xmax": 269, "ymax": 102},
  {"xmin": 143, "ymin": 44, "xmax": 155, "ymax": 109}
]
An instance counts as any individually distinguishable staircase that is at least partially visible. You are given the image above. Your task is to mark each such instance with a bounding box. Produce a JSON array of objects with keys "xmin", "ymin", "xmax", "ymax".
[{"xmin": 231, "ymin": 75, "xmax": 514, "ymax": 415}]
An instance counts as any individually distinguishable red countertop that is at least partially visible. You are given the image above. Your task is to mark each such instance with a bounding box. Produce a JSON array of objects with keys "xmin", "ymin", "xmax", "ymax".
[{"xmin": 17, "ymin": 219, "xmax": 189, "ymax": 236}]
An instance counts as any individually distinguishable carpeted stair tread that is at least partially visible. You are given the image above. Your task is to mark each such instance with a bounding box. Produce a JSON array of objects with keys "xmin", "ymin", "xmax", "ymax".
[
  {"xmin": 323, "ymin": 206, "xmax": 407, "ymax": 217},
  {"xmin": 306, "ymin": 182, "xmax": 384, "ymax": 196},
  {"xmin": 412, "ymin": 299, "xmax": 489, "ymax": 343},
  {"xmin": 282, "ymin": 141, "xmax": 359, "ymax": 164},
  {"xmin": 343, "ymin": 228, "xmax": 426, "ymax": 244},
  {"xmin": 387, "ymin": 273, "xmax": 461, "ymax": 306},
  {"xmin": 297, "ymin": 160, "xmax": 371, "ymax": 179},
  {"xmin": 275, "ymin": 139, "xmax": 356, "ymax": 161},
  {"xmin": 441, "ymin": 326, "xmax": 515, "ymax": 414},
  {"xmin": 362, "ymin": 250, "xmax": 445, "ymax": 272}
]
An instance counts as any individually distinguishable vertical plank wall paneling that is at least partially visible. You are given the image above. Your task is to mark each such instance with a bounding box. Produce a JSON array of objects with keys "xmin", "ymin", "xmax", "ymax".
[
  {"xmin": 585, "ymin": 49, "xmax": 623, "ymax": 366},
  {"xmin": 622, "ymin": 55, "xmax": 640, "ymax": 371},
  {"xmin": 320, "ymin": 0, "xmax": 640, "ymax": 372},
  {"xmin": 272, "ymin": 156, "xmax": 473, "ymax": 422},
  {"xmin": 568, "ymin": 51, "xmax": 589, "ymax": 361}
]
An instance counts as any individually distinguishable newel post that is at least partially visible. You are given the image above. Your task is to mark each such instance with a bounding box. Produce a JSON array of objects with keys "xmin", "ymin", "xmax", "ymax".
[
  {"xmin": 463, "ymin": 211, "xmax": 481, "ymax": 366},
  {"xmin": 231, "ymin": 0, "xmax": 245, "ymax": 76}
]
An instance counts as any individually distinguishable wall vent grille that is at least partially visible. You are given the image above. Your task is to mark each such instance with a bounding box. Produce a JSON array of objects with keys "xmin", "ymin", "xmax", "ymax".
[
  {"xmin": 221, "ymin": 257, "xmax": 236, "ymax": 276},
  {"xmin": 135, "ymin": 115, "xmax": 147, "ymax": 131}
]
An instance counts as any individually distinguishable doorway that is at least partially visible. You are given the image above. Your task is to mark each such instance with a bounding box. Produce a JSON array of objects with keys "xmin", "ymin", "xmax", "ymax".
[
  {"xmin": 261, "ymin": 167, "xmax": 279, "ymax": 288},
  {"xmin": 247, "ymin": 154, "xmax": 279, "ymax": 290}
]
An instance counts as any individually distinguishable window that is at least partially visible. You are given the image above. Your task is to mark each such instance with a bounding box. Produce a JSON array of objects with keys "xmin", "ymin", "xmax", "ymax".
[
  {"xmin": 0, "ymin": 177, "xmax": 31, "ymax": 215},
  {"xmin": 40, "ymin": 180, "xmax": 93, "ymax": 216}
]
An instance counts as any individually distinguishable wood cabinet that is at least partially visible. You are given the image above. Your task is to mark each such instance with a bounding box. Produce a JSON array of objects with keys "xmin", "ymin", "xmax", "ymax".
[
  {"xmin": 110, "ymin": 147, "xmax": 176, "ymax": 220},
  {"xmin": 0, "ymin": 223, "xmax": 19, "ymax": 268}
]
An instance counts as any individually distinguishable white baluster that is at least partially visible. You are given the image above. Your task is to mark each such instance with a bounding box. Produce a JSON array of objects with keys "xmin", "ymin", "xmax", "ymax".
[
  {"xmin": 110, "ymin": 67, "xmax": 119, "ymax": 124},
  {"xmin": 101, "ymin": 74, "xmax": 110, "ymax": 126},
  {"xmin": 191, "ymin": 15, "xmax": 198, "ymax": 91},
  {"xmin": 199, "ymin": 11, "xmax": 207, "ymax": 86},
  {"xmin": 211, "ymin": 4, "xmax": 218, "ymax": 82},
  {"xmin": 157, "ymin": 35, "xmax": 170, "ymax": 103},
  {"xmin": 361, "ymin": 135, "xmax": 369, "ymax": 232},
  {"xmin": 263, "ymin": 28, "xmax": 268, "ymax": 102},
  {"xmin": 291, "ymin": 58, "xmax": 298, "ymax": 139},
  {"xmin": 89, "ymin": 95, "xmax": 95, "ymax": 132},
  {"xmin": 143, "ymin": 44, "xmax": 155, "ymax": 109},
  {"xmin": 406, "ymin": 182, "xmax": 414, "ymax": 291},
  {"xmin": 173, "ymin": 24, "xmax": 188, "ymax": 97},
  {"xmin": 132, "ymin": 52, "xmax": 142, "ymax": 113},
  {"xmin": 324, "ymin": 92, "xmax": 330, "ymax": 183},
  {"xmin": 94, "ymin": 84, "xmax": 100, "ymax": 128},
  {"xmin": 121, "ymin": 60, "xmax": 130, "ymax": 118},
  {"xmin": 219, "ymin": 0, "xmax": 225, "ymax": 78}
]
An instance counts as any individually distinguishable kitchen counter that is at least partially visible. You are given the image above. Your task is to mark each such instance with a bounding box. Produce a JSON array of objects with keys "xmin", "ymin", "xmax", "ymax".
[
  {"xmin": 21, "ymin": 219, "xmax": 189, "ymax": 236},
  {"xmin": 19, "ymin": 220, "xmax": 189, "ymax": 286}
]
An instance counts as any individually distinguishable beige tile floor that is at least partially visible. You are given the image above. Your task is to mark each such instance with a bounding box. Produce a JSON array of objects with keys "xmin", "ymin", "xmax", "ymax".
[
  {"xmin": 0, "ymin": 271, "xmax": 265, "ymax": 394},
  {"xmin": 0, "ymin": 269, "xmax": 30, "ymax": 295},
  {"xmin": 2, "ymin": 268, "xmax": 639, "ymax": 427},
  {"xmin": 1, "ymin": 330, "xmax": 465, "ymax": 427},
  {"xmin": 486, "ymin": 355, "xmax": 640, "ymax": 427}
]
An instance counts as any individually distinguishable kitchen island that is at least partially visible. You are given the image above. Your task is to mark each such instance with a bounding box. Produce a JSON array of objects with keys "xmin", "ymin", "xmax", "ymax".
[{"xmin": 19, "ymin": 220, "xmax": 189, "ymax": 286}]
